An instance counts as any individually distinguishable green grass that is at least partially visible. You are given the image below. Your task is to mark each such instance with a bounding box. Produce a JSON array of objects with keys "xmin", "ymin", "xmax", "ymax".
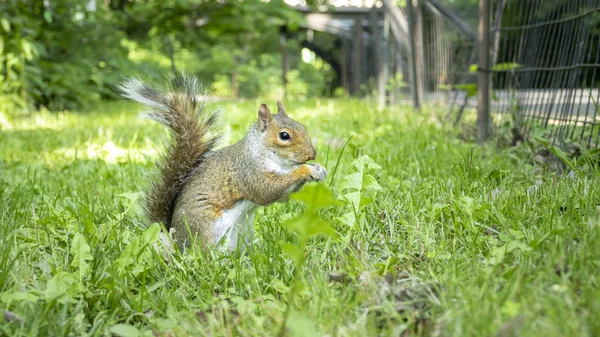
[{"xmin": 1, "ymin": 99, "xmax": 599, "ymax": 336}]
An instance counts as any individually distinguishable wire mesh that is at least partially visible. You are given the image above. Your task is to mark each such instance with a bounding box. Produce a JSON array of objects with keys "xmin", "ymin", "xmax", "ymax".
[
  {"xmin": 491, "ymin": 0, "xmax": 600, "ymax": 148},
  {"xmin": 381, "ymin": 0, "xmax": 600, "ymax": 149},
  {"xmin": 383, "ymin": 1, "xmax": 478, "ymax": 109}
]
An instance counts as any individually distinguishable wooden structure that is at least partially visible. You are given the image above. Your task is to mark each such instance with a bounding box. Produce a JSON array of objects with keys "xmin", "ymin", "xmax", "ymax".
[
  {"xmin": 289, "ymin": 5, "xmax": 387, "ymax": 103},
  {"xmin": 285, "ymin": 1, "xmax": 477, "ymax": 110},
  {"xmin": 285, "ymin": 1, "xmax": 600, "ymax": 149}
]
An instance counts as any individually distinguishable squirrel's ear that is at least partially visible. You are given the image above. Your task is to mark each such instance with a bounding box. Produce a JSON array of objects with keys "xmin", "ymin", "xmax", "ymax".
[
  {"xmin": 258, "ymin": 103, "xmax": 272, "ymax": 132},
  {"xmin": 276, "ymin": 100, "xmax": 287, "ymax": 116}
]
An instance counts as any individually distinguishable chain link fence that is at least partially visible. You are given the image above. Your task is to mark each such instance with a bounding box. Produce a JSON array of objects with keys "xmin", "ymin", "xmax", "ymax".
[
  {"xmin": 490, "ymin": 0, "xmax": 600, "ymax": 148},
  {"xmin": 411, "ymin": 0, "xmax": 600, "ymax": 148}
]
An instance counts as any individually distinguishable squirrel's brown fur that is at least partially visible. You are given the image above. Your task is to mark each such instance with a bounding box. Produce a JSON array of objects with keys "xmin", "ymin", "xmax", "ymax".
[
  {"xmin": 120, "ymin": 74, "xmax": 327, "ymax": 250},
  {"xmin": 118, "ymin": 75, "xmax": 221, "ymax": 229}
]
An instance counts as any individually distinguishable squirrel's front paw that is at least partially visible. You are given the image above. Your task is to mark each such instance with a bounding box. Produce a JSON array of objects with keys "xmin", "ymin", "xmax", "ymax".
[{"xmin": 308, "ymin": 163, "xmax": 327, "ymax": 182}]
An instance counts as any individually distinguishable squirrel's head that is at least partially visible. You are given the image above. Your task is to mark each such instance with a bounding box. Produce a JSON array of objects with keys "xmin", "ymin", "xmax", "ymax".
[{"xmin": 255, "ymin": 101, "xmax": 317, "ymax": 166}]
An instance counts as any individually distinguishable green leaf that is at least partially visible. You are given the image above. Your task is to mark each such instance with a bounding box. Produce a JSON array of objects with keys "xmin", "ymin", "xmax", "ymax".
[
  {"xmin": 339, "ymin": 172, "xmax": 362, "ymax": 191},
  {"xmin": 119, "ymin": 192, "xmax": 142, "ymax": 204},
  {"xmin": 231, "ymin": 296, "xmax": 257, "ymax": 315},
  {"xmin": 0, "ymin": 291, "xmax": 40, "ymax": 303},
  {"xmin": 454, "ymin": 84, "xmax": 478, "ymax": 98},
  {"xmin": 534, "ymin": 135, "xmax": 581, "ymax": 177},
  {"xmin": 287, "ymin": 309, "xmax": 319, "ymax": 337},
  {"xmin": 21, "ymin": 40, "xmax": 35, "ymax": 60},
  {"xmin": 109, "ymin": 324, "xmax": 140, "ymax": 337},
  {"xmin": 44, "ymin": 272, "xmax": 79, "ymax": 300},
  {"xmin": 115, "ymin": 239, "xmax": 140, "ymax": 273},
  {"xmin": 338, "ymin": 211, "xmax": 356, "ymax": 227},
  {"xmin": 548, "ymin": 145, "xmax": 580, "ymax": 177},
  {"xmin": 469, "ymin": 64, "xmax": 478, "ymax": 73},
  {"xmin": 281, "ymin": 242, "xmax": 303, "ymax": 266},
  {"xmin": 271, "ymin": 279, "xmax": 291, "ymax": 294},
  {"xmin": 363, "ymin": 174, "xmax": 382, "ymax": 191},
  {"xmin": 342, "ymin": 191, "xmax": 361, "ymax": 213},
  {"xmin": 493, "ymin": 62, "xmax": 523, "ymax": 71},
  {"xmin": 351, "ymin": 155, "xmax": 381, "ymax": 173},
  {"xmin": 288, "ymin": 215, "xmax": 337, "ymax": 239},
  {"xmin": 290, "ymin": 183, "xmax": 338, "ymax": 208},
  {"xmin": 365, "ymin": 160, "xmax": 382, "ymax": 172},
  {"xmin": 292, "ymin": 280, "xmax": 305, "ymax": 293},
  {"xmin": 70, "ymin": 233, "xmax": 92, "ymax": 280},
  {"xmin": 119, "ymin": 192, "xmax": 143, "ymax": 216},
  {"xmin": 303, "ymin": 218, "xmax": 337, "ymax": 238},
  {"xmin": 0, "ymin": 18, "xmax": 10, "ymax": 32},
  {"xmin": 500, "ymin": 300, "xmax": 520, "ymax": 318},
  {"xmin": 533, "ymin": 135, "xmax": 549, "ymax": 147},
  {"xmin": 459, "ymin": 196, "xmax": 474, "ymax": 216},
  {"xmin": 141, "ymin": 223, "xmax": 161, "ymax": 246},
  {"xmin": 359, "ymin": 196, "xmax": 373, "ymax": 209}
]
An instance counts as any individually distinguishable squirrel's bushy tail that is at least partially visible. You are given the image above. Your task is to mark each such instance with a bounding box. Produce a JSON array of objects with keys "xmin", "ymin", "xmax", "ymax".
[{"xmin": 119, "ymin": 74, "xmax": 221, "ymax": 228}]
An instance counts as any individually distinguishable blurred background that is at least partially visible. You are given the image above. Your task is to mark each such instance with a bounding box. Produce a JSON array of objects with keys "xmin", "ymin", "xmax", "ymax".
[
  {"xmin": 1, "ymin": 0, "xmax": 599, "ymax": 147},
  {"xmin": 0, "ymin": 0, "xmax": 353, "ymax": 112}
]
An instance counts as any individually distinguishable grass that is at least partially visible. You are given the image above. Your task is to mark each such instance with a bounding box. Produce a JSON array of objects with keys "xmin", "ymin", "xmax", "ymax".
[{"xmin": 1, "ymin": 98, "xmax": 599, "ymax": 337}]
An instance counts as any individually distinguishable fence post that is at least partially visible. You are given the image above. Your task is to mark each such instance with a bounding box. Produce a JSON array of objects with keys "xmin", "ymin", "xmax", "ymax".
[
  {"xmin": 353, "ymin": 16, "xmax": 362, "ymax": 96},
  {"xmin": 370, "ymin": 8, "xmax": 385, "ymax": 109},
  {"xmin": 279, "ymin": 28, "xmax": 289, "ymax": 99},
  {"xmin": 382, "ymin": 12, "xmax": 390, "ymax": 106},
  {"xmin": 406, "ymin": 0, "xmax": 421, "ymax": 111},
  {"xmin": 415, "ymin": 0, "xmax": 425, "ymax": 101},
  {"xmin": 341, "ymin": 39, "xmax": 349, "ymax": 95},
  {"xmin": 477, "ymin": 0, "xmax": 491, "ymax": 142}
]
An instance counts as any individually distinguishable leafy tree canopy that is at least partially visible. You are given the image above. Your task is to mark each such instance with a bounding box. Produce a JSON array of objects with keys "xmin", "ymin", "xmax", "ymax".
[{"xmin": 0, "ymin": 0, "xmax": 333, "ymax": 112}]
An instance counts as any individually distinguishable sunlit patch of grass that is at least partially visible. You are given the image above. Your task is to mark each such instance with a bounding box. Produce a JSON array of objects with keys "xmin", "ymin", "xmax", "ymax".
[
  {"xmin": 51, "ymin": 138, "xmax": 158, "ymax": 165},
  {"xmin": 1, "ymin": 99, "xmax": 600, "ymax": 336}
]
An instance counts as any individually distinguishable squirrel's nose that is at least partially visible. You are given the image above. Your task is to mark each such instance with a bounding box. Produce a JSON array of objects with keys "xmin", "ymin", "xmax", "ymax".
[{"xmin": 307, "ymin": 148, "xmax": 316, "ymax": 161}]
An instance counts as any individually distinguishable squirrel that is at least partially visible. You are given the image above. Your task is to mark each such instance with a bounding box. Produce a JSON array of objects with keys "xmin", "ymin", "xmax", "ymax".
[{"xmin": 119, "ymin": 74, "xmax": 327, "ymax": 250}]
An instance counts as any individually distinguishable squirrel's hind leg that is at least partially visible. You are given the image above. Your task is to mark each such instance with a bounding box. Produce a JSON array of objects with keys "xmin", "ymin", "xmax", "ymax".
[
  {"xmin": 172, "ymin": 200, "xmax": 257, "ymax": 251},
  {"xmin": 171, "ymin": 204, "xmax": 223, "ymax": 249},
  {"xmin": 224, "ymin": 208, "xmax": 256, "ymax": 252},
  {"xmin": 215, "ymin": 200, "xmax": 257, "ymax": 252}
]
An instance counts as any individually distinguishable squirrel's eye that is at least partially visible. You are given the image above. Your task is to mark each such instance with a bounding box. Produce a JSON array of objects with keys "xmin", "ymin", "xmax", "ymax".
[{"xmin": 279, "ymin": 132, "xmax": 290, "ymax": 141}]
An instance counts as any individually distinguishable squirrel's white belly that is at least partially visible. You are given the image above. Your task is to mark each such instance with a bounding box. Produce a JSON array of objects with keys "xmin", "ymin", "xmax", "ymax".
[{"xmin": 215, "ymin": 200, "xmax": 257, "ymax": 250}]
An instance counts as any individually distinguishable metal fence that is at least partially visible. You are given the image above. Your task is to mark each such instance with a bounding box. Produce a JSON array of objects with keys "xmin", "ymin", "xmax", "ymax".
[
  {"xmin": 381, "ymin": 0, "xmax": 479, "ymax": 110},
  {"xmin": 164, "ymin": 0, "xmax": 600, "ymax": 150},
  {"xmin": 488, "ymin": 0, "xmax": 600, "ymax": 148},
  {"xmin": 384, "ymin": 0, "xmax": 600, "ymax": 148},
  {"xmin": 378, "ymin": 0, "xmax": 600, "ymax": 148}
]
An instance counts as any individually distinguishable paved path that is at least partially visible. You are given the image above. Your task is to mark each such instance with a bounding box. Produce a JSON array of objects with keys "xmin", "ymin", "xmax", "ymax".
[{"xmin": 434, "ymin": 89, "xmax": 600, "ymax": 123}]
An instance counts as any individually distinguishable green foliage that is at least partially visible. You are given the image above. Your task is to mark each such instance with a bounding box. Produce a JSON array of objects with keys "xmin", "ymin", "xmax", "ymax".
[
  {"xmin": 534, "ymin": 135, "xmax": 582, "ymax": 178},
  {"xmin": 286, "ymin": 183, "xmax": 338, "ymax": 259},
  {"xmin": 443, "ymin": 63, "xmax": 525, "ymax": 101},
  {"xmin": 337, "ymin": 155, "xmax": 383, "ymax": 230},
  {"xmin": 0, "ymin": 1, "xmax": 330, "ymax": 112},
  {"xmin": 468, "ymin": 62, "xmax": 524, "ymax": 73},
  {"xmin": 0, "ymin": 0, "xmax": 141, "ymax": 111},
  {"xmin": 387, "ymin": 72, "xmax": 408, "ymax": 90},
  {"xmin": 280, "ymin": 183, "xmax": 338, "ymax": 336},
  {"xmin": 0, "ymin": 0, "xmax": 42, "ymax": 111},
  {"xmin": 69, "ymin": 233, "xmax": 92, "ymax": 280},
  {"xmin": 110, "ymin": 324, "xmax": 141, "ymax": 337}
]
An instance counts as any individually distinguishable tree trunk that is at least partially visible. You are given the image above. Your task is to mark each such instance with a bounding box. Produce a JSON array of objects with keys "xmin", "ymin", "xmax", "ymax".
[
  {"xmin": 353, "ymin": 16, "xmax": 362, "ymax": 96},
  {"xmin": 279, "ymin": 32, "xmax": 289, "ymax": 98},
  {"xmin": 232, "ymin": 57, "xmax": 240, "ymax": 98},
  {"xmin": 371, "ymin": 8, "xmax": 386, "ymax": 108},
  {"xmin": 477, "ymin": 0, "xmax": 491, "ymax": 142},
  {"xmin": 341, "ymin": 39, "xmax": 350, "ymax": 95},
  {"xmin": 166, "ymin": 35, "xmax": 177, "ymax": 75}
]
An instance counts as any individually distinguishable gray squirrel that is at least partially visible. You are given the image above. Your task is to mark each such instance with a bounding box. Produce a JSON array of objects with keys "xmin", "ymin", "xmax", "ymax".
[{"xmin": 119, "ymin": 74, "xmax": 327, "ymax": 250}]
